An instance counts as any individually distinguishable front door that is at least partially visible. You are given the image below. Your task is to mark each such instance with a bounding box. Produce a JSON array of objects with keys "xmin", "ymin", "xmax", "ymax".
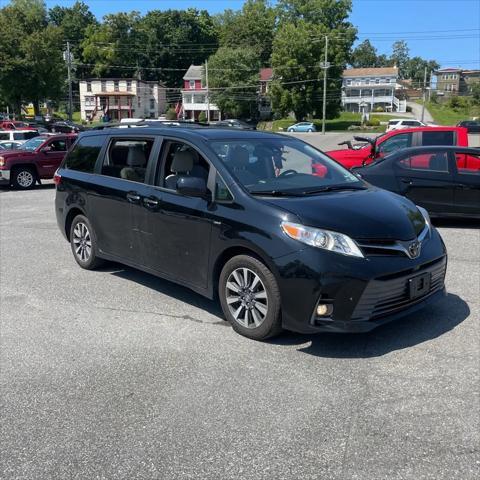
[
  {"xmin": 134, "ymin": 139, "xmax": 213, "ymax": 290},
  {"xmin": 37, "ymin": 137, "xmax": 69, "ymax": 177},
  {"xmin": 395, "ymin": 150, "xmax": 456, "ymax": 215}
]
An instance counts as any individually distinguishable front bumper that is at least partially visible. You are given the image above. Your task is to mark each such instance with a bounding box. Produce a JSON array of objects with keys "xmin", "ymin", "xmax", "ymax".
[
  {"xmin": 274, "ymin": 228, "xmax": 447, "ymax": 334},
  {"xmin": 0, "ymin": 169, "xmax": 10, "ymax": 184}
]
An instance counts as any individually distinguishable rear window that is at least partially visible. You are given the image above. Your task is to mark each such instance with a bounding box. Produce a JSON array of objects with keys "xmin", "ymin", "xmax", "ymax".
[
  {"xmin": 422, "ymin": 131, "xmax": 455, "ymax": 146},
  {"xmin": 0, "ymin": 132, "xmax": 9, "ymax": 140},
  {"xmin": 64, "ymin": 135, "xmax": 104, "ymax": 173}
]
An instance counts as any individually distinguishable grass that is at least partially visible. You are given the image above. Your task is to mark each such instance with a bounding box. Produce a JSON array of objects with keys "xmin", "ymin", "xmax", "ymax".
[
  {"xmin": 257, "ymin": 112, "xmax": 398, "ymax": 133},
  {"xmin": 419, "ymin": 100, "xmax": 480, "ymax": 125}
]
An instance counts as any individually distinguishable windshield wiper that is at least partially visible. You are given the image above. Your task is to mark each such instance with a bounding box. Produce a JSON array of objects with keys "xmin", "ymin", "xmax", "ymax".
[
  {"xmin": 303, "ymin": 185, "xmax": 367, "ymax": 194},
  {"xmin": 249, "ymin": 190, "xmax": 303, "ymax": 197}
]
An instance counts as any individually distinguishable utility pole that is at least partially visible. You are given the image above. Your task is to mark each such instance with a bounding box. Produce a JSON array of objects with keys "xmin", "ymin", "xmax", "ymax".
[
  {"xmin": 321, "ymin": 35, "xmax": 330, "ymax": 135},
  {"xmin": 421, "ymin": 66, "xmax": 427, "ymax": 123},
  {"xmin": 64, "ymin": 41, "xmax": 73, "ymax": 122},
  {"xmin": 205, "ymin": 60, "xmax": 210, "ymax": 123}
]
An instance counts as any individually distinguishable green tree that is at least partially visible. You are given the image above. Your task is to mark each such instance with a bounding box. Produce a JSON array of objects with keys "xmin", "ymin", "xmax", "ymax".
[
  {"xmin": 0, "ymin": 0, "xmax": 65, "ymax": 114},
  {"xmin": 49, "ymin": 1, "xmax": 97, "ymax": 77},
  {"xmin": 207, "ymin": 46, "xmax": 260, "ymax": 118},
  {"xmin": 405, "ymin": 57, "xmax": 440, "ymax": 85},
  {"xmin": 351, "ymin": 40, "xmax": 379, "ymax": 68},
  {"xmin": 471, "ymin": 82, "xmax": 480, "ymax": 104},
  {"xmin": 390, "ymin": 40, "xmax": 410, "ymax": 79},
  {"xmin": 270, "ymin": 0, "xmax": 355, "ymax": 120},
  {"xmin": 216, "ymin": 0, "xmax": 275, "ymax": 65}
]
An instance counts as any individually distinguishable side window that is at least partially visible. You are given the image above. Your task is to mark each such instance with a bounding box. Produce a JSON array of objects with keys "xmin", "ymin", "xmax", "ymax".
[
  {"xmin": 377, "ymin": 133, "xmax": 412, "ymax": 155},
  {"xmin": 65, "ymin": 136, "xmax": 104, "ymax": 173},
  {"xmin": 102, "ymin": 138, "xmax": 154, "ymax": 183},
  {"xmin": 399, "ymin": 152, "xmax": 449, "ymax": 173},
  {"xmin": 422, "ymin": 131, "xmax": 455, "ymax": 146},
  {"xmin": 158, "ymin": 141, "xmax": 210, "ymax": 190},
  {"xmin": 455, "ymin": 153, "xmax": 480, "ymax": 175},
  {"xmin": 0, "ymin": 132, "xmax": 9, "ymax": 140},
  {"xmin": 50, "ymin": 139, "xmax": 67, "ymax": 151},
  {"xmin": 215, "ymin": 173, "xmax": 233, "ymax": 202}
]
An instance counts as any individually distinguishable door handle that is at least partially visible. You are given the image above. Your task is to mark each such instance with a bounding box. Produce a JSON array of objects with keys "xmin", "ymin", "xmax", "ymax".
[
  {"xmin": 126, "ymin": 192, "xmax": 141, "ymax": 204},
  {"xmin": 143, "ymin": 196, "xmax": 160, "ymax": 208}
]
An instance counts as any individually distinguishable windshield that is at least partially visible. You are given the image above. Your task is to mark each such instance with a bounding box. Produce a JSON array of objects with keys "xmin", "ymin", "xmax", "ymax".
[
  {"xmin": 19, "ymin": 136, "xmax": 47, "ymax": 151},
  {"xmin": 210, "ymin": 138, "xmax": 363, "ymax": 194}
]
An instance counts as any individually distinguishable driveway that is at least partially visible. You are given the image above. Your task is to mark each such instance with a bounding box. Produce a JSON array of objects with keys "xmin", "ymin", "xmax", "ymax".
[{"xmin": 408, "ymin": 101, "xmax": 434, "ymax": 123}]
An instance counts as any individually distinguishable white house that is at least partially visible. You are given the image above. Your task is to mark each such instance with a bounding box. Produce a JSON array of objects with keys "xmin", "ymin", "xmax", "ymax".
[
  {"xmin": 79, "ymin": 78, "xmax": 167, "ymax": 122},
  {"xmin": 342, "ymin": 67, "xmax": 406, "ymax": 113}
]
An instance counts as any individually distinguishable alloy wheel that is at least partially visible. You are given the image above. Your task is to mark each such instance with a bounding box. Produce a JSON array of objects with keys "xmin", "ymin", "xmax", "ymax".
[
  {"xmin": 17, "ymin": 170, "xmax": 34, "ymax": 188},
  {"xmin": 225, "ymin": 268, "xmax": 268, "ymax": 329},
  {"xmin": 72, "ymin": 222, "xmax": 92, "ymax": 262}
]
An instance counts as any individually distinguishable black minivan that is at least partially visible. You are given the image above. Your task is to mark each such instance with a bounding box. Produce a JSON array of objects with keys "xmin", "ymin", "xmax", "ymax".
[{"xmin": 55, "ymin": 126, "xmax": 447, "ymax": 340}]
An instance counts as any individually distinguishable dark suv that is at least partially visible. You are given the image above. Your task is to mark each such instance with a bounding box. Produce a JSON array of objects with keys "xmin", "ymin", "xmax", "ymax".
[{"xmin": 55, "ymin": 126, "xmax": 447, "ymax": 340}]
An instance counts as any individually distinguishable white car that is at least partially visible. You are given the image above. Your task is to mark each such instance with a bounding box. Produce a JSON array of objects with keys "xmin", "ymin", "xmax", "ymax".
[
  {"xmin": 0, "ymin": 129, "xmax": 39, "ymax": 144},
  {"xmin": 386, "ymin": 119, "xmax": 426, "ymax": 132},
  {"xmin": 0, "ymin": 140, "xmax": 22, "ymax": 150}
]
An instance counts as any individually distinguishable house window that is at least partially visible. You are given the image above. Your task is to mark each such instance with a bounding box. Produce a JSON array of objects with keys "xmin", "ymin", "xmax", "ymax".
[
  {"xmin": 183, "ymin": 94, "xmax": 192, "ymax": 103},
  {"xmin": 114, "ymin": 81, "xmax": 119, "ymax": 92},
  {"xmin": 101, "ymin": 81, "xmax": 106, "ymax": 92},
  {"xmin": 189, "ymin": 80, "xmax": 195, "ymax": 89},
  {"xmin": 149, "ymin": 84, "xmax": 154, "ymax": 94},
  {"xmin": 137, "ymin": 97, "xmax": 141, "ymax": 107},
  {"xmin": 375, "ymin": 78, "xmax": 380, "ymax": 84},
  {"xmin": 365, "ymin": 79, "xmax": 370, "ymax": 85},
  {"xmin": 150, "ymin": 99, "xmax": 155, "ymax": 110},
  {"xmin": 193, "ymin": 94, "xmax": 205, "ymax": 103},
  {"xmin": 86, "ymin": 81, "xmax": 92, "ymax": 92},
  {"xmin": 385, "ymin": 78, "xmax": 391, "ymax": 83},
  {"xmin": 127, "ymin": 80, "xmax": 132, "ymax": 92},
  {"xmin": 346, "ymin": 79, "xmax": 352, "ymax": 86}
]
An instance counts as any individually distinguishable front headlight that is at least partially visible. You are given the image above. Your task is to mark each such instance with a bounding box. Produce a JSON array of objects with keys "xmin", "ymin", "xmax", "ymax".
[
  {"xmin": 0, "ymin": 156, "xmax": 5, "ymax": 167},
  {"xmin": 281, "ymin": 221, "xmax": 364, "ymax": 258},
  {"xmin": 417, "ymin": 205, "xmax": 431, "ymax": 233}
]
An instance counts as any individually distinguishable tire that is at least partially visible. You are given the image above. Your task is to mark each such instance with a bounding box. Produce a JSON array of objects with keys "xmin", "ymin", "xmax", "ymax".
[
  {"xmin": 69, "ymin": 214, "xmax": 104, "ymax": 270},
  {"xmin": 287, "ymin": 128, "xmax": 293, "ymax": 132},
  {"xmin": 219, "ymin": 255, "xmax": 282, "ymax": 340},
  {"xmin": 12, "ymin": 167, "xmax": 36, "ymax": 189},
  {"xmin": 308, "ymin": 128, "xmax": 313, "ymax": 132}
]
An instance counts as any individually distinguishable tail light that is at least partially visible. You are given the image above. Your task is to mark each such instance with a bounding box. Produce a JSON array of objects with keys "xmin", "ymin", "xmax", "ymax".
[{"xmin": 53, "ymin": 170, "xmax": 62, "ymax": 186}]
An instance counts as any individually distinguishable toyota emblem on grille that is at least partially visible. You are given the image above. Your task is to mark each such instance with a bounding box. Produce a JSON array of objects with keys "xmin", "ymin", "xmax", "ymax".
[{"xmin": 408, "ymin": 241, "xmax": 421, "ymax": 259}]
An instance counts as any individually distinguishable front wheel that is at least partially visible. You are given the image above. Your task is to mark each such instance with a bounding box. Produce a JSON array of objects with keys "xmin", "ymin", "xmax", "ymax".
[
  {"xmin": 287, "ymin": 128, "xmax": 293, "ymax": 132},
  {"xmin": 12, "ymin": 167, "xmax": 36, "ymax": 189},
  {"xmin": 219, "ymin": 255, "xmax": 282, "ymax": 340},
  {"xmin": 70, "ymin": 215, "xmax": 104, "ymax": 270},
  {"xmin": 308, "ymin": 128, "xmax": 313, "ymax": 132}
]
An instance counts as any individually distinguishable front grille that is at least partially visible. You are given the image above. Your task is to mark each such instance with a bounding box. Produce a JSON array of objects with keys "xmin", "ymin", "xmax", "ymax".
[{"xmin": 351, "ymin": 256, "xmax": 446, "ymax": 321}]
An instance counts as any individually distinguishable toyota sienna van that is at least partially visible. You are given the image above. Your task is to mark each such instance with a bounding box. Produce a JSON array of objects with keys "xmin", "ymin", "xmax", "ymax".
[{"xmin": 55, "ymin": 125, "xmax": 447, "ymax": 340}]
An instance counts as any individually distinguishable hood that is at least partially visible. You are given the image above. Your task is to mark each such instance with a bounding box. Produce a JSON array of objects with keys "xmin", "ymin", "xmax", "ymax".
[
  {"xmin": 263, "ymin": 187, "xmax": 425, "ymax": 241},
  {"xmin": 0, "ymin": 150, "xmax": 34, "ymax": 159}
]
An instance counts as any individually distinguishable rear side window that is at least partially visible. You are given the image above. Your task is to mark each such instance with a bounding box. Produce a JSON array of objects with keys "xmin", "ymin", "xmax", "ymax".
[
  {"xmin": 422, "ymin": 131, "xmax": 455, "ymax": 146},
  {"xmin": 455, "ymin": 152, "xmax": 480, "ymax": 175},
  {"xmin": 0, "ymin": 132, "xmax": 9, "ymax": 140},
  {"xmin": 102, "ymin": 138, "xmax": 154, "ymax": 183},
  {"xmin": 399, "ymin": 152, "xmax": 449, "ymax": 173},
  {"xmin": 64, "ymin": 135, "xmax": 104, "ymax": 173}
]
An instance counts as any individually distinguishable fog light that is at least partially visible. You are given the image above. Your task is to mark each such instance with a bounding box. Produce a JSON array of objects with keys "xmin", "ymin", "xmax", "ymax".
[{"xmin": 316, "ymin": 304, "xmax": 333, "ymax": 317}]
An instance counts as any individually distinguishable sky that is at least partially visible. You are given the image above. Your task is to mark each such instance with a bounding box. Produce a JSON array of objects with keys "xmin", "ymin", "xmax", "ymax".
[{"xmin": 36, "ymin": 0, "xmax": 480, "ymax": 68}]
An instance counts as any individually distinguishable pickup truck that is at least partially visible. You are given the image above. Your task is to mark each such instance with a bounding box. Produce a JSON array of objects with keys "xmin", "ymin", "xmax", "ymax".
[
  {"xmin": 0, "ymin": 134, "xmax": 76, "ymax": 189},
  {"xmin": 326, "ymin": 126, "xmax": 469, "ymax": 169}
]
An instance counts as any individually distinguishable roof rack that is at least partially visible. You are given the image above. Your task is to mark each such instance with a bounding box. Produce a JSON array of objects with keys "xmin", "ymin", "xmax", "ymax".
[{"xmin": 91, "ymin": 120, "xmax": 212, "ymax": 130}]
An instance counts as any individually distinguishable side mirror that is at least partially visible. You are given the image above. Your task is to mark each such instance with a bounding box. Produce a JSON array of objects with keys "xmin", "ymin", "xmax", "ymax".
[{"xmin": 176, "ymin": 176, "xmax": 208, "ymax": 198}]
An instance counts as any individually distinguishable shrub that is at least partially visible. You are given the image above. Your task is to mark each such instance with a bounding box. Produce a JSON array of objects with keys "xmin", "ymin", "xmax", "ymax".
[
  {"xmin": 165, "ymin": 108, "xmax": 177, "ymax": 120},
  {"xmin": 367, "ymin": 118, "xmax": 380, "ymax": 126},
  {"xmin": 198, "ymin": 111, "xmax": 207, "ymax": 123},
  {"xmin": 448, "ymin": 96, "xmax": 462, "ymax": 110},
  {"xmin": 406, "ymin": 105, "xmax": 412, "ymax": 113},
  {"xmin": 374, "ymin": 106, "xmax": 384, "ymax": 112}
]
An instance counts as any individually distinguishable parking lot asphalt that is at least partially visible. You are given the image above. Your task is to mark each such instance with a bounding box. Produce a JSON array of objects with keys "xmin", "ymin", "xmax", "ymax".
[{"xmin": 1, "ymin": 185, "xmax": 479, "ymax": 480}]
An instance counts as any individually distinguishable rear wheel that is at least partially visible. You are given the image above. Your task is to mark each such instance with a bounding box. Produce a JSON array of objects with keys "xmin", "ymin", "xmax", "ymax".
[
  {"xmin": 219, "ymin": 255, "xmax": 282, "ymax": 340},
  {"xmin": 70, "ymin": 215, "xmax": 104, "ymax": 270},
  {"xmin": 12, "ymin": 167, "xmax": 36, "ymax": 189},
  {"xmin": 308, "ymin": 128, "xmax": 313, "ymax": 132}
]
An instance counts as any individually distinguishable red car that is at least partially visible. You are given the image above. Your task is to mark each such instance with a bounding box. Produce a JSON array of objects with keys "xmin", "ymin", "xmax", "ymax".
[
  {"xmin": 0, "ymin": 134, "xmax": 77, "ymax": 189},
  {"xmin": 326, "ymin": 126, "xmax": 469, "ymax": 169},
  {"xmin": 0, "ymin": 120, "xmax": 32, "ymax": 130}
]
